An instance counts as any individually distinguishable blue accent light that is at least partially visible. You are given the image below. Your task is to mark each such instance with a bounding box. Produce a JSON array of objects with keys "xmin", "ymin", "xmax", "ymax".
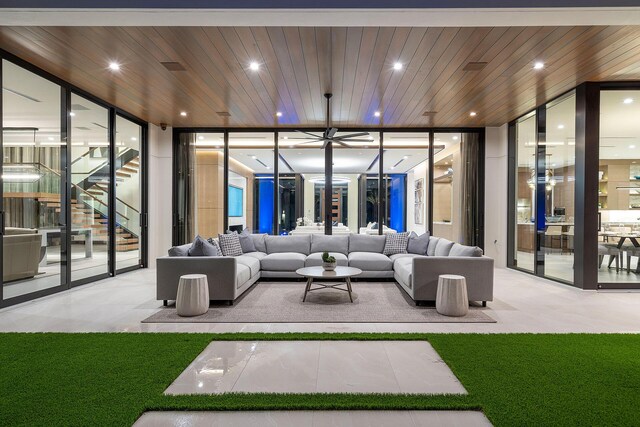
[
  {"xmin": 257, "ymin": 178, "xmax": 274, "ymax": 234},
  {"xmin": 389, "ymin": 174, "xmax": 406, "ymax": 232}
]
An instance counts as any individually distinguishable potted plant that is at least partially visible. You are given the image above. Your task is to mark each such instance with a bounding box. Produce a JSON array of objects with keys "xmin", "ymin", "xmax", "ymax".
[{"xmin": 321, "ymin": 251, "xmax": 337, "ymax": 271}]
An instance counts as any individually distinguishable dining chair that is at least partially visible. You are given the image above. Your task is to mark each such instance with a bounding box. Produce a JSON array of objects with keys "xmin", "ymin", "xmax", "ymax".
[{"xmin": 598, "ymin": 244, "xmax": 621, "ymax": 272}]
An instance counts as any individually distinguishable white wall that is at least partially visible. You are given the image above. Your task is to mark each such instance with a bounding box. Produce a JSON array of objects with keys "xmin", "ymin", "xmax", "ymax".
[
  {"xmin": 484, "ymin": 125, "xmax": 509, "ymax": 267},
  {"xmin": 147, "ymin": 124, "xmax": 173, "ymax": 268},
  {"xmin": 406, "ymin": 160, "xmax": 427, "ymax": 235}
]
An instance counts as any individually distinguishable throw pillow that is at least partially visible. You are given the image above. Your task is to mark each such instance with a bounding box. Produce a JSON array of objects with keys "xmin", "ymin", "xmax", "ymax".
[
  {"xmin": 168, "ymin": 243, "xmax": 190, "ymax": 257},
  {"xmin": 383, "ymin": 231, "xmax": 410, "ymax": 255},
  {"xmin": 206, "ymin": 237, "xmax": 223, "ymax": 255},
  {"xmin": 434, "ymin": 238, "xmax": 455, "ymax": 256},
  {"xmin": 407, "ymin": 231, "xmax": 430, "ymax": 255},
  {"xmin": 218, "ymin": 232, "xmax": 243, "ymax": 256},
  {"xmin": 449, "ymin": 243, "xmax": 483, "ymax": 257},
  {"xmin": 188, "ymin": 235, "xmax": 220, "ymax": 256},
  {"xmin": 426, "ymin": 236, "xmax": 440, "ymax": 256},
  {"xmin": 237, "ymin": 229, "xmax": 257, "ymax": 253}
]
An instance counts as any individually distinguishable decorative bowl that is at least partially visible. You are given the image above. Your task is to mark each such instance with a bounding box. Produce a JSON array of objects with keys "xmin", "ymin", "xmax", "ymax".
[{"xmin": 322, "ymin": 261, "xmax": 337, "ymax": 271}]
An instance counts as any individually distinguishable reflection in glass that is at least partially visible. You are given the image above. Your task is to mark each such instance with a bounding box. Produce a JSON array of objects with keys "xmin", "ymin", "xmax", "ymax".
[
  {"xmin": 2, "ymin": 60, "xmax": 64, "ymax": 298},
  {"xmin": 115, "ymin": 116, "xmax": 142, "ymax": 270},
  {"xmin": 598, "ymin": 90, "xmax": 640, "ymax": 284}
]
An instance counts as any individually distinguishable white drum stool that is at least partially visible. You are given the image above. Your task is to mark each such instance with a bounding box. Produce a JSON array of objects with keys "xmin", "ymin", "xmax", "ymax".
[
  {"xmin": 176, "ymin": 274, "xmax": 209, "ymax": 317},
  {"xmin": 436, "ymin": 274, "xmax": 469, "ymax": 317}
]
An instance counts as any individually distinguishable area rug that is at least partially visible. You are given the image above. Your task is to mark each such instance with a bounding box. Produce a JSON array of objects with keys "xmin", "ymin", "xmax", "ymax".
[{"xmin": 142, "ymin": 282, "xmax": 495, "ymax": 323}]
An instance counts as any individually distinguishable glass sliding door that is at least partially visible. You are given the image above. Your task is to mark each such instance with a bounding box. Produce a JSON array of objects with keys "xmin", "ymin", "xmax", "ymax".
[
  {"xmin": 115, "ymin": 116, "xmax": 142, "ymax": 270},
  {"xmin": 383, "ymin": 132, "xmax": 430, "ymax": 236},
  {"xmin": 598, "ymin": 90, "xmax": 640, "ymax": 285},
  {"xmin": 2, "ymin": 60, "xmax": 66, "ymax": 300},
  {"xmin": 69, "ymin": 94, "xmax": 110, "ymax": 282},
  {"xmin": 513, "ymin": 112, "xmax": 537, "ymax": 272},
  {"xmin": 228, "ymin": 132, "xmax": 275, "ymax": 235},
  {"xmin": 542, "ymin": 91, "xmax": 576, "ymax": 283},
  {"xmin": 278, "ymin": 131, "xmax": 326, "ymax": 235}
]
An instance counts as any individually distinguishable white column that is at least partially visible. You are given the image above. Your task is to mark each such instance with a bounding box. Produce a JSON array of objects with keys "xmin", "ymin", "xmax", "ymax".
[
  {"xmin": 147, "ymin": 124, "xmax": 173, "ymax": 268},
  {"xmin": 484, "ymin": 125, "xmax": 508, "ymax": 268}
]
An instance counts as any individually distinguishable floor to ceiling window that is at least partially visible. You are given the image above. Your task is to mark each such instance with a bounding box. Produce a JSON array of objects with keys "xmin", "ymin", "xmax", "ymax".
[
  {"xmin": 598, "ymin": 90, "xmax": 640, "ymax": 285},
  {"xmin": 174, "ymin": 128, "xmax": 483, "ymax": 244},
  {"xmin": 383, "ymin": 133, "xmax": 430, "ymax": 236},
  {"xmin": 115, "ymin": 115, "xmax": 143, "ymax": 270},
  {"xmin": 69, "ymin": 94, "xmax": 111, "ymax": 281},
  {"xmin": 1, "ymin": 55, "xmax": 147, "ymax": 308},
  {"xmin": 2, "ymin": 59, "xmax": 65, "ymax": 300}
]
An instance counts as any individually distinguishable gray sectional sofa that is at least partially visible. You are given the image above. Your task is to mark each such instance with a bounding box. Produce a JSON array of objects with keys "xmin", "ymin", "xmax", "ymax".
[{"xmin": 156, "ymin": 234, "xmax": 494, "ymax": 306}]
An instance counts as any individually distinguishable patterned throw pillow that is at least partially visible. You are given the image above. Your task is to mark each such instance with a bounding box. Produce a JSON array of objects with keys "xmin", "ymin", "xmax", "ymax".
[
  {"xmin": 218, "ymin": 232, "xmax": 243, "ymax": 256},
  {"xmin": 383, "ymin": 231, "xmax": 410, "ymax": 255},
  {"xmin": 206, "ymin": 237, "xmax": 223, "ymax": 256}
]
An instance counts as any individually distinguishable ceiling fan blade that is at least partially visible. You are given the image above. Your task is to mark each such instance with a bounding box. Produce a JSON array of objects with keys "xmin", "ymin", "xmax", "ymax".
[
  {"xmin": 285, "ymin": 137, "xmax": 324, "ymax": 141},
  {"xmin": 295, "ymin": 130, "xmax": 323, "ymax": 139},
  {"xmin": 333, "ymin": 132, "xmax": 369, "ymax": 140},
  {"xmin": 338, "ymin": 138, "xmax": 375, "ymax": 143},
  {"xmin": 333, "ymin": 140, "xmax": 351, "ymax": 148},
  {"xmin": 294, "ymin": 140, "xmax": 324, "ymax": 145},
  {"xmin": 322, "ymin": 139, "xmax": 332, "ymax": 149},
  {"xmin": 327, "ymin": 127, "xmax": 338, "ymax": 138}
]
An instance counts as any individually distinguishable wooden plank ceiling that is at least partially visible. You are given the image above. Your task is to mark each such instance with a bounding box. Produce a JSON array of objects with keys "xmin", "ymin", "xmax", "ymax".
[{"xmin": 2, "ymin": 26, "xmax": 640, "ymax": 128}]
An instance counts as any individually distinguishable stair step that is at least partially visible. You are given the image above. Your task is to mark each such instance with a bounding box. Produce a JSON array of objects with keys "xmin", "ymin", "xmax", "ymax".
[
  {"xmin": 120, "ymin": 166, "xmax": 138, "ymax": 173},
  {"xmin": 116, "ymin": 244, "xmax": 139, "ymax": 251},
  {"xmin": 116, "ymin": 172, "xmax": 131, "ymax": 178}
]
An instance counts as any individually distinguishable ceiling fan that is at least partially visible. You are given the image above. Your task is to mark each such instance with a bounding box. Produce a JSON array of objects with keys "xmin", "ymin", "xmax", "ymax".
[{"xmin": 289, "ymin": 93, "xmax": 372, "ymax": 149}]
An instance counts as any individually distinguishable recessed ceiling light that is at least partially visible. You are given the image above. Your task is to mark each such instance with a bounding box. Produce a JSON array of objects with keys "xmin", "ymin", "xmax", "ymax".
[
  {"xmin": 469, "ymin": 112, "xmax": 477, "ymax": 117},
  {"xmin": 374, "ymin": 111, "xmax": 381, "ymax": 117},
  {"xmin": 624, "ymin": 98, "xmax": 634, "ymax": 104},
  {"xmin": 558, "ymin": 124, "xmax": 565, "ymax": 129},
  {"xmin": 266, "ymin": 166, "xmax": 271, "ymax": 170},
  {"xmin": 533, "ymin": 61, "xmax": 545, "ymax": 70},
  {"xmin": 251, "ymin": 155, "xmax": 257, "ymax": 159},
  {"xmin": 69, "ymin": 112, "xmax": 76, "ymax": 117},
  {"xmin": 368, "ymin": 136, "xmax": 374, "ymax": 141},
  {"xmin": 630, "ymin": 145, "xmax": 636, "ymax": 149},
  {"xmin": 198, "ymin": 135, "xmax": 204, "ymax": 140},
  {"xmin": 249, "ymin": 62, "xmax": 260, "ymax": 71},
  {"xmin": 552, "ymin": 163, "xmax": 557, "ymax": 167},
  {"xmin": 180, "ymin": 111, "xmax": 187, "ymax": 117},
  {"xmin": 393, "ymin": 62, "xmax": 403, "ymax": 70},
  {"xmin": 276, "ymin": 112, "xmax": 283, "ymax": 117},
  {"xmin": 452, "ymin": 135, "xmax": 459, "ymax": 140},
  {"xmin": 47, "ymin": 137, "xmax": 54, "ymax": 141},
  {"xmin": 402, "ymin": 155, "xmax": 409, "ymax": 159},
  {"xmin": 390, "ymin": 166, "xmax": 396, "ymax": 170},
  {"xmin": 283, "ymin": 136, "xmax": 289, "ymax": 140},
  {"xmin": 108, "ymin": 62, "xmax": 121, "ymax": 71},
  {"xmin": 131, "ymin": 137, "xmax": 137, "ymax": 141}
]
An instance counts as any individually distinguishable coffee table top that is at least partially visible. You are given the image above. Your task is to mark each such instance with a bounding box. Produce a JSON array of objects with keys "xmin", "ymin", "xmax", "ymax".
[{"xmin": 296, "ymin": 266, "xmax": 362, "ymax": 279}]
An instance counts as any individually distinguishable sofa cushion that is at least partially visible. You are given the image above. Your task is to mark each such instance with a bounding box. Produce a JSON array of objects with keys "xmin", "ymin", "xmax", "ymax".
[
  {"xmin": 235, "ymin": 255, "xmax": 261, "ymax": 277},
  {"xmin": 218, "ymin": 232, "xmax": 243, "ymax": 256},
  {"xmin": 238, "ymin": 229, "xmax": 257, "ymax": 253},
  {"xmin": 394, "ymin": 257, "xmax": 413, "ymax": 287},
  {"xmin": 389, "ymin": 253, "xmax": 426, "ymax": 269},
  {"xmin": 250, "ymin": 233, "xmax": 267, "ymax": 253},
  {"xmin": 305, "ymin": 252, "xmax": 349, "ymax": 267},
  {"xmin": 407, "ymin": 231, "xmax": 430, "ymax": 255},
  {"xmin": 188, "ymin": 235, "xmax": 221, "ymax": 256},
  {"xmin": 168, "ymin": 243, "xmax": 191, "ymax": 257},
  {"xmin": 242, "ymin": 251, "xmax": 267, "ymax": 261},
  {"xmin": 348, "ymin": 252, "xmax": 393, "ymax": 271},
  {"xmin": 427, "ymin": 236, "xmax": 440, "ymax": 256},
  {"xmin": 449, "ymin": 243, "xmax": 484, "ymax": 257},
  {"xmin": 311, "ymin": 234, "xmax": 349, "ymax": 255},
  {"xmin": 265, "ymin": 235, "xmax": 311, "ymax": 255},
  {"xmin": 383, "ymin": 231, "xmax": 410, "ymax": 255},
  {"xmin": 348, "ymin": 234, "xmax": 386, "ymax": 253},
  {"xmin": 434, "ymin": 238, "xmax": 455, "ymax": 256},
  {"xmin": 235, "ymin": 263, "xmax": 252, "ymax": 289},
  {"xmin": 261, "ymin": 252, "xmax": 307, "ymax": 271}
]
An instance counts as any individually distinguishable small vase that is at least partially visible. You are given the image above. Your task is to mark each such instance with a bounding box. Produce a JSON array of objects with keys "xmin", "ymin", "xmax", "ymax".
[{"xmin": 323, "ymin": 261, "xmax": 337, "ymax": 271}]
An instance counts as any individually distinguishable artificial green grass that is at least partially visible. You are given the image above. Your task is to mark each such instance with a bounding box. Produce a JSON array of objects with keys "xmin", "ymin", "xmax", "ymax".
[{"xmin": 1, "ymin": 333, "xmax": 639, "ymax": 426}]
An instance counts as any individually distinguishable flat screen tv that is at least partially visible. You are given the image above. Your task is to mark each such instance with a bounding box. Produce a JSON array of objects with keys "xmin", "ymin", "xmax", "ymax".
[{"xmin": 228, "ymin": 185, "xmax": 244, "ymax": 217}]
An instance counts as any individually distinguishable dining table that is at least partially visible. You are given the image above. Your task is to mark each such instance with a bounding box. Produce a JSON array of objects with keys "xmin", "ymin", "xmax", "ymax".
[{"xmin": 599, "ymin": 231, "xmax": 640, "ymax": 272}]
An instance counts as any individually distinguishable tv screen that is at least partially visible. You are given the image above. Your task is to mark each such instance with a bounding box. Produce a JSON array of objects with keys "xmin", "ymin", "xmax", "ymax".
[{"xmin": 228, "ymin": 185, "xmax": 244, "ymax": 217}]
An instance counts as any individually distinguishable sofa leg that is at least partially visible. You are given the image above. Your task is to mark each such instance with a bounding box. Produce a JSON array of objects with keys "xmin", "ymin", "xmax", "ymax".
[
  {"xmin": 163, "ymin": 300, "xmax": 168, "ymax": 307},
  {"xmin": 482, "ymin": 301, "xmax": 487, "ymax": 308},
  {"xmin": 228, "ymin": 300, "xmax": 234, "ymax": 306}
]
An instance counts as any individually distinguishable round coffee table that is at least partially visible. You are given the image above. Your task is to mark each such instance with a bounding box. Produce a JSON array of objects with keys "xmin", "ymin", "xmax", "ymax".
[{"xmin": 295, "ymin": 266, "xmax": 362, "ymax": 303}]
